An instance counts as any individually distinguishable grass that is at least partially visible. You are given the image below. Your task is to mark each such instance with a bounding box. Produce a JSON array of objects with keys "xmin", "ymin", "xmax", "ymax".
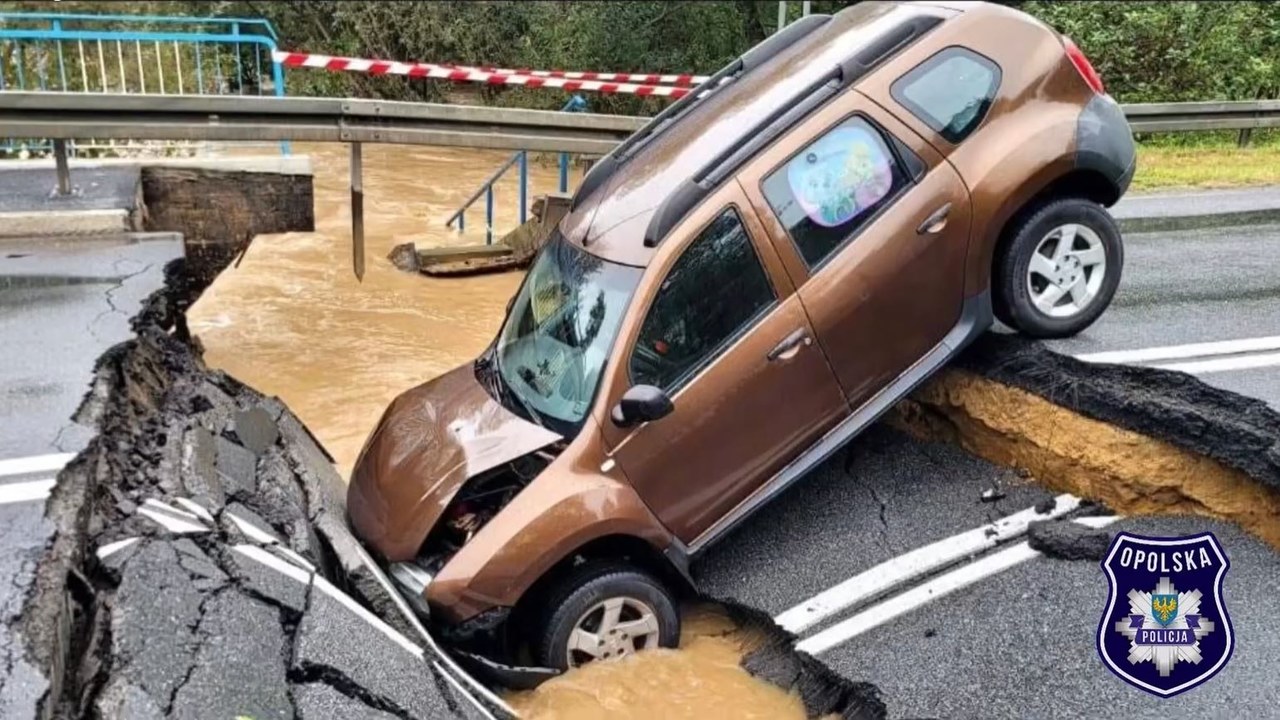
[
  {"xmin": 1132, "ymin": 132, "xmax": 1280, "ymax": 192},
  {"xmin": 1134, "ymin": 143, "xmax": 1280, "ymax": 191}
]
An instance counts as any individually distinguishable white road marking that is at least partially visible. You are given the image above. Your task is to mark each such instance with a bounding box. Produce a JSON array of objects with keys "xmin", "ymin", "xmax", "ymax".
[
  {"xmin": 138, "ymin": 499, "xmax": 210, "ymax": 534},
  {"xmin": 796, "ymin": 516, "xmax": 1122, "ymax": 655},
  {"xmin": 270, "ymin": 544, "xmax": 317, "ymax": 573},
  {"xmin": 775, "ymin": 494, "xmax": 1081, "ymax": 634},
  {"xmin": 174, "ymin": 497, "xmax": 215, "ymax": 524},
  {"xmin": 96, "ymin": 536, "xmax": 140, "ymax": 560},
  {"xmin": 0, "ymin": 452, "xmax": 75, "ymax": 478},
  {"xmin": 1153, "ymin": 350, "xmax": 1280, "ymax": 375},
  {"xmin": 226, "ymin": 511, "xmax": 282, "ymax": 545},
  {"xmin": 0, "ymin": 478, "xmax": 56, "ymax": 506},
  {"xmin": 142, "ymin": 498, "xmax": 202, "ymax": 521},
  {"xmin": 1074, "ymin": 335, "xmax": 1280, "ymax": 365},
  {"xmin": 231, "ymin": 544, "xmax": 313, "ymax": 585}
]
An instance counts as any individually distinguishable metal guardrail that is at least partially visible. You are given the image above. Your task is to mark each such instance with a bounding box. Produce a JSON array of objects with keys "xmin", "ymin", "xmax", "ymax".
[
  {"xmin": 1, "ymin": 92, "xmax": 1274, "ymax": 150},
  {"xmin": 0, "ymin": 91, "xmax": 640, "ymax": 153},
  {"xmin": 1124, "ymin": 100, "xmax": 1280, "ymax": 148}
]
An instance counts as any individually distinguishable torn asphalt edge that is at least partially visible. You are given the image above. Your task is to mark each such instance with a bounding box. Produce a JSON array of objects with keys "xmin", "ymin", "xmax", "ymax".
[
  {"xmin": 955, "ymin": 334, "xmax": 1280, "ymax": 494},
  {"xmin": 7, "ymin": 257, "xmax": 506, "ymax": 719}
]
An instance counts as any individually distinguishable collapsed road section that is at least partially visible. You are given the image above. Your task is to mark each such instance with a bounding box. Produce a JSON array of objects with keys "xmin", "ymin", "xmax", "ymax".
[
  {"xmin": 6, "ymin": 258, "xmax": 511, "ymax": 720},
  {"xmin": 898, "ymin": 333, "xmax": 1280, "ymax": 549}
]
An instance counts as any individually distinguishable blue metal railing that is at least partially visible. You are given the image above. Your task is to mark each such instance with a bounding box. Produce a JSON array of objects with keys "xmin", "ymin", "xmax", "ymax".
[
  {"xmin": 446, "ymin": 95, "xmax": 588, "ymax": 244},
  {"xmin": 0, "ymin": 12, "xmax": 287, "ymax": 154}
]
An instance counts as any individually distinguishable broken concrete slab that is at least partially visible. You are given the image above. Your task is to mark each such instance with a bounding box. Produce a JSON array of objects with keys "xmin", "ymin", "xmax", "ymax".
[
  {"xmin": 230, "ymin": 405, "xmax": 280, "ymax": 457},
  {"xmin": 109, "ymin": 541, "xmax": 204, "ymax": 705},
  {"xmin": 169, "ymin": 589, "xmax": 293, "ymax": 720}
]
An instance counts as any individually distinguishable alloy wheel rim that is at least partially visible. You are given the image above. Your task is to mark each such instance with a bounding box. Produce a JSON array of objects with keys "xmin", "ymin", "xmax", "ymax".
[
  {"xmin": 1025, "ymin": 223, "xmax": 1107, "ymax": 318},
  {"xmin": 566, "ymin": 596, "xmax": 661, "ymax": 668}
]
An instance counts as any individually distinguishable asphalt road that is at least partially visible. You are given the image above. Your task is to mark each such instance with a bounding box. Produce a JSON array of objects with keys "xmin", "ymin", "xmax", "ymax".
[
  {"xmin": 695, "ymin": 428, "xmax": 1280, "ymax": 719},
  {"xmin": 0, "ymin": 233, "xmax": 181, "ymax": 717},
  {"xmin": 1045, "ymin": 222, "xmax": 1280, "ymax": 409},
  {"xmin": 0, "ymin": 233, "xmax": 182, "ymax": 459}
]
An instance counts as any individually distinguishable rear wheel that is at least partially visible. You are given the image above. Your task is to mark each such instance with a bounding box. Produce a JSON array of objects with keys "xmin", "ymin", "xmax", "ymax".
[
  {"xmin": 995, "ymin": 198, "xmax": 1123, "ymax": 338},
  {"xmin": 535, "ymin": 561, "xmax": 679, "ymax": 671}
]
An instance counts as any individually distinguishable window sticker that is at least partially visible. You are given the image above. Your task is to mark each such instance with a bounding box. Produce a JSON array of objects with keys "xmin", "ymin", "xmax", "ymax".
[{"xmin": 786, "ymin": 124, "xmax": 894, "ymax": 228}]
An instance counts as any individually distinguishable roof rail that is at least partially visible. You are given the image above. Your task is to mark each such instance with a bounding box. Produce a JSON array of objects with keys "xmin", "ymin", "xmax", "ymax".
[
  {"xmin": 570, "ymin": 13, "xmax": 832, "ymax": 212},
  {"xmin": 642, "ymin": 14, "xmax": 942, "ymax": 248}
]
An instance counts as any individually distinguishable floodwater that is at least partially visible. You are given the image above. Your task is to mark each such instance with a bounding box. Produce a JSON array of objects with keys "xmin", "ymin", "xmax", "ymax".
[{"xmin": 187, "ymin": 143, "xmax": 808, "ymax": 718}]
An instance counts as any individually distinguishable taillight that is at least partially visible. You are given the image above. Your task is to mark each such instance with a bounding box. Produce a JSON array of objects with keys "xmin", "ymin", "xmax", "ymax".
[{"xmin": 1063, "ymin": 36, "xmax": 1105, "ymax": 95}]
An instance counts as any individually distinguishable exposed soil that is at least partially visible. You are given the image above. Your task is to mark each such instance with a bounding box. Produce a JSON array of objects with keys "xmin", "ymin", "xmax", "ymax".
[{"xmin": 894, "ymin": 368, "xmax": 1280, "ymax": 550}]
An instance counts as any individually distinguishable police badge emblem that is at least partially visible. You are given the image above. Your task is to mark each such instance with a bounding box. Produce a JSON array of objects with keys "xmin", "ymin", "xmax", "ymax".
[{"xmin": 1098, "ymin": 532, "xmax": 1234, "ymax": 697}]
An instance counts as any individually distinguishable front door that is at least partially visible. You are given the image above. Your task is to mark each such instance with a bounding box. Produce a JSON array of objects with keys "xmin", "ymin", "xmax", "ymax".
[
  {"xmin": 740, "ymin": 97, "xmax": 972, "ymax": 408},
  {"xmin": 605, "ymin": 201, "xmax": 847, "ymax": 545}
]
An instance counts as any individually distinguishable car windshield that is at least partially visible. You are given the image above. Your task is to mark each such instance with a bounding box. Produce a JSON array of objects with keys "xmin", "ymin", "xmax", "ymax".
[{"xmin": 487, "ymin": 234, "xmax": 641, "ymax": 435}]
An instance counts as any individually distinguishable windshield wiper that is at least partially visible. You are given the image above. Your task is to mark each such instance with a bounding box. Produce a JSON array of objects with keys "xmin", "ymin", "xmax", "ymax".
[{"xmin": 489, "ymin": 351, "xmax": 546, "ymax": 429}]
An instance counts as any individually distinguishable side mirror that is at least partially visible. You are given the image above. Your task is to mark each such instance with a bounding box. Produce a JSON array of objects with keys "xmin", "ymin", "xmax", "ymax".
[{"xmin": 611, "ymin": 385, "xmax": 673, "ymax": 427}]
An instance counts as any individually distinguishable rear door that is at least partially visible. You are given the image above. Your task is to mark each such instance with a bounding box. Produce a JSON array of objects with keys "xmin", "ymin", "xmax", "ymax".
[{"xmin": 737, "ymin": 93, "xmax": 972, "ymax": 409}]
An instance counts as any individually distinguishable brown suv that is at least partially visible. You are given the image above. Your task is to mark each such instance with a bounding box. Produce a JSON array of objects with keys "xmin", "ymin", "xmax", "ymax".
[{"xmin": 349, "ymin": 0, "xmax": 1134, "ymax": 674}]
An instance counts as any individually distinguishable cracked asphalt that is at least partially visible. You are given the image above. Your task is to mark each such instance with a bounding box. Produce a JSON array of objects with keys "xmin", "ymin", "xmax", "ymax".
[{"xmin": 0, "ymin": 233, "xmax": 182, "ymax": 458}]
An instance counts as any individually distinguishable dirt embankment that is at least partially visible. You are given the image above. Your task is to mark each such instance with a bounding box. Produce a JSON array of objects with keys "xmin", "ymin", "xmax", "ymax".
[{"xmin": 895, "ymin": 334, "xmax": 1280, "ymax": 550}]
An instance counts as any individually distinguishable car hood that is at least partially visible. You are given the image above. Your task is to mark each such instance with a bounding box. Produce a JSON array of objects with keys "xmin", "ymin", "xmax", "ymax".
[{"xmin": 347, "ymin": 362, "xmax": 563, "ymax": 562}]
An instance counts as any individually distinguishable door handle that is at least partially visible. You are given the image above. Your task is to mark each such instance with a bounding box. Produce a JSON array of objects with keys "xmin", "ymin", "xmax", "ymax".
[
  {"xmin": 916, "ymin": 202, "xmax": 952, "ymax": 235},
  {"xmin": 767, "ymin": 328, "xmax": 812, "ymax": 362}
]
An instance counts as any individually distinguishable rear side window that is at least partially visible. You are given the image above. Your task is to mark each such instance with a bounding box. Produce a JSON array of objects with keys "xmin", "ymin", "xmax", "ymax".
[
  {"xmin": 891, "ymin": 46, "xmax": 1001, "ymax": 144},
  {"xmin": 630, "ymin": 209, "xmax": 775, "ymax": 392},
  {"xmin": 761, "ymin": 116, "xmax": 911, "ymax": 269}
]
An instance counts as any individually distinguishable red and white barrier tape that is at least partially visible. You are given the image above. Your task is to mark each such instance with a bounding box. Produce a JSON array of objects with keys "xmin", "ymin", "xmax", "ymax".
[
  {"xmin": 273, "ymin": 51, "xmax": 701, "ymax": 98},
  {"xmin": 439, "ymin": 63, "xmax": 710, "ymax": 87}
]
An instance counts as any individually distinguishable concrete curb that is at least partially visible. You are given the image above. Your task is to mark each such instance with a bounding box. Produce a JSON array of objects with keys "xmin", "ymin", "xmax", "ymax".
[
  {"xmin": 1117, "ymin": 207, "xmax": 1280, "ymax": 234},
  {"xmin": 1113, "ymin": 185, "xmax": 1280, "ymax": 234},
  {"xmin": 0, "ymin": 209, "xmax": 133, "ymax": 238}
]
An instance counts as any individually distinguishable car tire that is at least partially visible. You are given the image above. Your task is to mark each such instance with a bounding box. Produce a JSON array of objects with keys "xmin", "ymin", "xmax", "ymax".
[
  {"xmin": 535, "ymin": 561, "xmax": 680, "ymax": 671},
  {"xmin": 995, "ymin": 197, "xmax": 1123, "ymax": 338}
]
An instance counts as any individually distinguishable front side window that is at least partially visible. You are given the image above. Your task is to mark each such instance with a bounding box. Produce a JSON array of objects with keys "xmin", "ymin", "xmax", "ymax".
[
  {"xmin": 891, "ymin": 46, "xmax": 1001, "ymax": 144},
  {"xmin": 761, "ymin": 116, "xmax": 911, "ymax": 269},
  {"xmin": 490, "ymin": 234, "xmax": 641, "ymax": 434},
  {"xmin": 629, "ymin": 209, "xmax": 775, "ymax": 392}
]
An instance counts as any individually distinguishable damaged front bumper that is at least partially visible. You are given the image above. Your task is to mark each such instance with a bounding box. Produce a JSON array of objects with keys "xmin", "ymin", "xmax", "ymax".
[
  {"xmin": 388, "ymin": 561, "xmax": 564, "ymax": 692},
  {"xmin": 390, "ymin": 561, "xmax": 435, "ymax": 618}
]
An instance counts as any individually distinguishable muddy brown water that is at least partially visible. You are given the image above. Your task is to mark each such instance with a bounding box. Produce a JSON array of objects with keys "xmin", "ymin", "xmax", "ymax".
[{"xmin": 187, "ymin": 143, "xmax": 808, "ymax": 718}]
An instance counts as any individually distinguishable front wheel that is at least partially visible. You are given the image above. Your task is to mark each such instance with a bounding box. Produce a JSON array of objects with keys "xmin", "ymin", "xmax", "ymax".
[
  {"xmin": 994, "ymin": 198, "xmax": 1124, "ymax": 339},
  {"xmin": 535, "ymin": 561, "xmax": 680, "ymax": 671}
]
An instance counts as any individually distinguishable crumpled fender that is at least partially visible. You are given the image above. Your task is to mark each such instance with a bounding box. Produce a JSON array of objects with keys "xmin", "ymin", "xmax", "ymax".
[{"xmin": 427, "ymin": 445, "xmax": 673, "ymax": 623}]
